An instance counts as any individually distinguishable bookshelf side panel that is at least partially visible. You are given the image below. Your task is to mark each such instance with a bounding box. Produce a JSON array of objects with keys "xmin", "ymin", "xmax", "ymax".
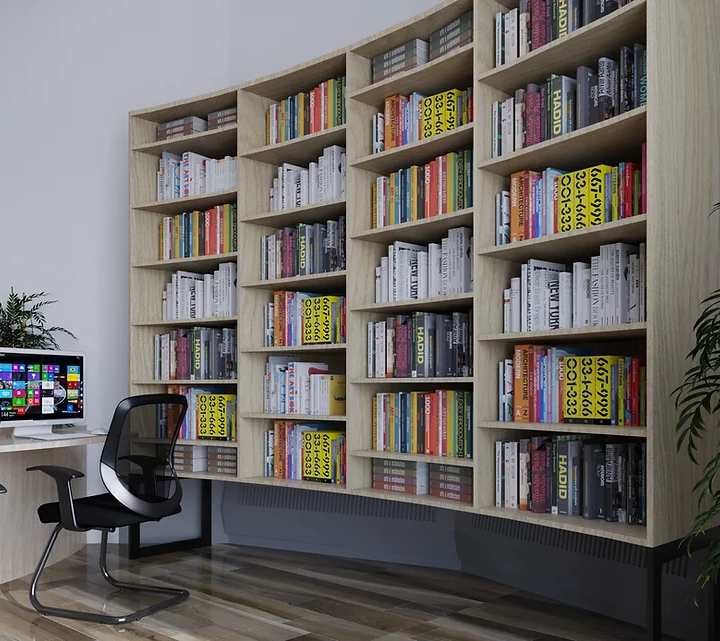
[{"xmin": 647, "ymin": 0, "xmax": 720, "ymax": 546}]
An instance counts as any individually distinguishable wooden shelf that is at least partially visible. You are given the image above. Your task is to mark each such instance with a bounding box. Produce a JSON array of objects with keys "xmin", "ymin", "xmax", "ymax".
[
  {"xmin": 241, "ymin": 344, "xmax": 346, "ymax": 354},
  {"xmin": 352, "ymin": 209, "xmax": 473, "ymax": 245},
  {"xmin": 353, "ymin": 292, "xmax": 473, "ymax": 314},
  {"xmin": 352, "ymin": 123, "xmax": 474, "ymax": 175},
  {"xmin": 478, "ymin": 323, "xmax": 647, "ymax": 344},
  {"xmin": 478, "ymin": 215, "xmax": 647, "ymax": 263},
  {"xmin": 478, "ymin": 0, "xmax": 648, "ymax": 94},
  {"xmin": 241, "ymin": 125, "xmax": 347, "ymax": 166},
  {"xmin": 350, "ymin": 44, "xmax": 474, "ymax": 110},
  {"xmin": 478, "ymin": 107, "xmax": 647, "ymax": 177},
  {"xmin": 242, "ymin": 413, "xmax": 347, "ymax": 422},
  {"xmin": 243, "ymin": 271, "xmax": 346, "ymax": 292},
  {"xmin": 134, "ymin": 438, "xmax": 240, "ymax": 448},
  {"xmin": 244, "ymin": 477, "xmax": 347, "ymax": 492},
  {"xmin": 241, "ymin": 199, "xmax": 346, "ymax": 228},
  {"xmin": 353, "ymin": 377, "xmax": 474, "ymax": 385},
  {"xmin": 130, "ymin": 87, "xmax": 237, "ymax": 124},
  {"xmin": 480, "ymin": 506, "xmax": 647, "ymax": 545},
  {"xmin": 133, "ymin": 252, "xmax": 238, "ymax": 272},
  {"xmin": 352, "ymin": 450, "xmax": 474, "ymax": 468},
  {"xmin": 132, "ymin": 380, "xmax": 237, "ymax": 386},
  {"xmin": 133, "ymin": 189, "xmax": 237, "ymax": 215},
  {"xmin": 354, "ymin": 488, "xmax": 475, "ymax": 513},
  {"xmin": 176, "ymin": 470, "xmax": 238, "ymax": 481},
  {"xmin": 132, "ymin": 316, "xmax": 237, "ymax": 328},
  {"xmin": 132, "ymin": 125, "xmax": 237, "ymax": 158},
  {"xmin": 477, "ymin": 421, "xmax": 647, "ymax": 437}
]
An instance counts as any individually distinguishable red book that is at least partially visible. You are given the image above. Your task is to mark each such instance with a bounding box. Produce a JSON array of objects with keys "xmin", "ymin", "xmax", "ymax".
[
  {"xmin": 440, "ymin": 390, "xmax": 448, "ymax": 457},
  {"xmin": 641, "ymin": 143, "xmax": 647, "ymax": 214},
  {"xmin": 430, "ymin": 487, "xmax": 472, "ymax": 503},
  {"xmin": 553, "ymin": 176, "xmax": 560, "ymax": 234},
  {"xmin": 424, "ymin": 164, "xmax": 432, "ymax": 219},
  {"xmin": 624, "ymin": 162, "xmax": 636, "ymax": 219},
  {"xmin": 526, "ymin": 89, "xmax": 542, "ymax": 146},
  {"xmin": 528, "ymin": 346, "xmax": 536, "ymax": 422},
  {"xmin": 431, "ymin": 160, "xmax": 439, "ymax": 217},
  {"xmin": 531, "ymin": 448, "xmax": 545, "ymax": 513},
  {"xmin": 218, "ymin": 207, "xmax": 224, "ymax": 254},
  {"xmin": 531, "ymin": 0, "xmax": 546, "ymax": 50}
]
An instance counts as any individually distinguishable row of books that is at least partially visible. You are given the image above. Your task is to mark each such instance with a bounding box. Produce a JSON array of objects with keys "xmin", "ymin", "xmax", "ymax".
[
  {"xmin": 372, "ymin": 149, "xmax": 473, "ymax": 228},
  {"xmin": 172, "ymin": 445, "xmax": 237, "ymax": 475},
  {"xmin": 496, "ymin": 152, "xmax": 647, "ymax": 245},
  {"xmin": 373, "ymin": 390, "xmax": 473, "ymax": 459},
  {"xmin": 156, "ymin": 108, "xmax": 236, "ymax": 141},
  {"xmin": 161, "ymin": 263, "xmax": 237, "ymax": 321},
  {"xmin": 372, "ymin": 458, "xmax": 473, "ymax": 504},
  {"xmin": 264, "ymin": 357, "xmax": 346, "ymax": 416},
  {"xmin": 495, "ymin": 437, "xmax": 646, "ymax": 525},
  {"xmin": 154, "ymin": 328, "xmax": 237, "ymax": 381},
  {"xmin": 158, "ymin": 204, "xmax": 237, "ymax": 261},
  {"xmin": 264, "ymin": 422, "xmax": 346, "ymax": 484},
  {"xmin": 498, "ymin": 350, "xmax": 646, "ymax": 426},
  {"xmin": 265, "ymin": 292, "xmax": 346, "ymax": 347},
  {"xmin": 260, "ymin": 218, "xmax": 346, "ymax": 281},
  {"xmin": 492, "ymin": 47, "xmax": 646, "ymax": 158},
  {"xmin": 503, "ymin": 245, "xmax": 646, "ymax": 334},
  {"xmin": 495, "ymin": 1, "xmax": 636, "ymax": 66},
  {"xmin": 269, "ymin": 146, "xmax": 346, "ymax": 211},
  {"xmin": 375, "ymin": 229, "xmax": 473, "ymax": 303},
  {"xmin": 371, "ymin": 11, "xmax": 473, "ymax": 83},
  {"xmin": 266, "ymin": 76, "xmax": 346, "ymax": 145},
  {"xmin": 373, "ymin": 88, "xmax": 473, "ymax": 154},
  {"xmin": 160, "ymin": 387, "xmax": 237, "ymax": 441},
  {"xmin": 156, "ymin": 151, "xmax": 236, "ymax": 201},
  {"xmin": 367, "ymin": 312, "xmax": 472, "ymax": 379}
]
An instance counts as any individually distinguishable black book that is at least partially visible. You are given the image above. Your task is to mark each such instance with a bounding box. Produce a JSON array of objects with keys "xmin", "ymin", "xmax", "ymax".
[
  {"xmin": 576, "ymin": 65, "xmax": 594, "ymax": 129},
  {"xmin": 582, "ymin": 0, "xmax": 596, "ymax": 25},
  {"xmin": 583, "ymin": 443, "xmax": 602, "ymax": 519},
  {"xmin": 569, "ymin": 440, "xmax": 583, "ymax": 516},
  {"xmin": 569, "ymin": 0, "xmax": 581, "ymax": 30},
  {"xmin": 634, "ymin": 43, "xmax": 647, "ymax": 108},
  {"xmin": 598, "ymin": 0, "xmax": 618, "ymax": 17},
  {"xmin": 598, "ymin": 57, "xmax": 617, "ymax": 120},
  {"xmin": 619, "ymin": 45, "xmax": 634, "ymax": 114},
  {"xmin": 557, "ymin": 439, "xmax": 570, "ymax": 515}
]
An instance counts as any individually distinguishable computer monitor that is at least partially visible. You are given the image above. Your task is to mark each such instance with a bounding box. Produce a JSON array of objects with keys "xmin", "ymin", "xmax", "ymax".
[{"xmin": 0, "ymin": 348, "xmax": 85, "ymax": 436}]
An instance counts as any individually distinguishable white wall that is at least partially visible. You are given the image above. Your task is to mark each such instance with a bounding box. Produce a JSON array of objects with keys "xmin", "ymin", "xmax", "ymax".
[{"xmin": 0, "ymin": 0, "xmax": 437, "ymax": 542}]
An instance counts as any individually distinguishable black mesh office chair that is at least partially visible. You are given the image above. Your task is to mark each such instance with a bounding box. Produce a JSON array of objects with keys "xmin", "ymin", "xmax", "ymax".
[{"xmin": 27, "ymin": 394, "xmax": 190, "ymax": 625}]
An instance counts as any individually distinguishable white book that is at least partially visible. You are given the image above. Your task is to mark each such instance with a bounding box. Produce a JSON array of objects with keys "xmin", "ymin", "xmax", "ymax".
[
  {"xmin": 417, "ymin": 251, "xmax": 429, "ymax": 299},
  {"xmin": 616, "ymin": 243, "xmax": 638, "ymax": 324},
  {"xmin": 510, "ymin": 277, "xmax": 521, "ymax": 332},
  {"xmin": 504, "ymin": 359, "xmax": 514, "ymax": 422},
  {"xmin": 548, "ymin": 279, "xmax": 560, "ymax": 330},
  {"xmin": 492, "ymin": 101, "xmax": 500, "ymax": 158},
  {"xmin": 639, "ymin": 242, "xmax": 646, "ymax": 322},
  {"xmin": 428, "ymin": 243, "xmax": 442, "ymax": 297},
  {"xmin": 441, "ymin": 237, "xmax": 449, "ymax": 295},
  {"xmin": 495, "ymin": 12, "xmax": 504, "ymax": 67},
  {"xmin": 505, "ymin": 441, "xmax": 518, "ymax": 509},
  {"xmin": 496, "ymin": 441, "xmax": 504, "ymax": 506},
  {"xmin": 514, "ymin": 100, "xmax": 524, "ymax": 152},
  {"xmin": 503, "ymin": 97, "xmax": 515, "ymax": 155},
  {"xmin": 496, "ymin": 193, "xmax": 502, "ymax": 246},
  {"xmin": 375, "ymin": 266, "xmax": 382, "ymax": 303},
  {"xmin": 528, "ymin": 259, "xmax": 565, "ymax": 331},
  {"xmin": 609, "ymin": 243, "xmax": 618, "ymax": 325},
  {"xmin": 505, "ymin": 9, "xmax": 518, "ymax": 63},
  {"xmin": 580, "ymin": 268, "xmax": 591, "ymax": 327},
  {"xmin": 501, "ymin": 191, "xmax": 511, "ymax": 244},
  {"xmin": 519, "ymin": 8, "xmax": 528, "ymax": 56},
  {"xmin": 591, "ymin": 255, "xmax": 601, "ymax": 326},
  {"xmin": 375, "ymin": 322, "xmax": 385, "ymax": 378},
  {"xmin": 559, "ymin": 272, "xmax": 572, "ymax": 329},
  {"xmin": 503, "ymin": 289, "xmax": 511, "ymax": 333},
  {"xmin": 572, "ymin": 262, "xmax": 590, "ymax": 327},
  {"xmin": 367, "ymin": 323, "xmax": 374, "ymax": 378},
  {"xmin": 456, "ymin": 227, "xmax": 472, "ymax": 294},
  {"xmin": 629, "ymin": 255, "xmax": 638, "ymax": 323},
  {"xmin": 380, "ymin": 256, "xmax": 389, "ymax": 303},
  {"xmin": 520, "ymin": 264, "xmax": 528, "ymax": 332}
]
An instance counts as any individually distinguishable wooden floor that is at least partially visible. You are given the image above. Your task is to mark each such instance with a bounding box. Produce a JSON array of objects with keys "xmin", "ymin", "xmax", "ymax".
[{"xmin": 0, "ymin": 543, "xmax": 664, "ymax": 641}]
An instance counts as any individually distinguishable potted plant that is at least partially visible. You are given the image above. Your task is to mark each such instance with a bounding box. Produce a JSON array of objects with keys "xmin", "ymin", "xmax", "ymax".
[
  {"xmin": 674, "ymin": 201, "xmax": 720, "ymax": 595},
  {"xmin": 0, "ymin": 289, "xmax": 76, "ymax": 349}
]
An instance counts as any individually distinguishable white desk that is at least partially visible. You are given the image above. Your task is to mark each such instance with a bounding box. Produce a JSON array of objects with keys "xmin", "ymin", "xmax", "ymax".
[{"xmin": 0, "ymin": 433, "xmax": 104, "ymax": 584}]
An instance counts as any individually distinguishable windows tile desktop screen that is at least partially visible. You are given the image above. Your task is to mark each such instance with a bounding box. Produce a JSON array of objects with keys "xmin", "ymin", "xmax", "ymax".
[{"xmin": 0, "ymin": 354, "xmax": 83, "ymax": 421}]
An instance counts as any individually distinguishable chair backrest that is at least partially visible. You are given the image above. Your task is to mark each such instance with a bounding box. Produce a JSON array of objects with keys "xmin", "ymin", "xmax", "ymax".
[{"xmin": 100, "ymin": 394, "xmax": 187, "ymax": 520}]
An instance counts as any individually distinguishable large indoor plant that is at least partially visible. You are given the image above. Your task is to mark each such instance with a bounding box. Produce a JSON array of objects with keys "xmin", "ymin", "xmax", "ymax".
[
  {"xmin": 674, "ymin": 201, "xmax": 720, "ymax": 594},
  {"xmin": 0, "ymin": 289, "xmax": 76, "ymax": 349}
]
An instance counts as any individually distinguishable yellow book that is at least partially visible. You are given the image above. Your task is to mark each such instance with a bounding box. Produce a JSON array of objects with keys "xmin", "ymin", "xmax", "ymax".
[
  {"xmin": 563, "ymin": 356, "xmax": 581, "ymax": 421},
  {"xmin": 410, "ymin": 391, "xmax": 418, "ymax": 454},
  {"xmin": 327, "ymin": 80, "xmax": 336, "ymax": 128},
  {"xmin": 372, "ymin": 182, "xmax": 378, "ymax": 228},
  {"xmin": 192, "ymin": 211, "xmax": 200, "ymax": 257},
  {"xmin": 223, "ymin": 204, "xmax": 231, "ymax": 253},
  {"xmin": 446, "ymin": 390, "xmax": 455, "ymax": 457},
  {"xmin": 443, "ymin": 89, "xmax": 462, "ymax": 132},
  {"xmin": 298, "ymin": 93, "xmax": 306, "ymax": 137},
  {"xmin": 421, "ymin": 96, "xmax": 435, "ymax": 139},
  {"xmin": 389, "ymin": 172, "xmax": 396, "ymax": 226},
  {"xmin": 576, "ymin": 356, "xmax": 595, "ymax": 422},
  {"xmin": 302, "ymin": 296, "xmax": 341, "ymax": 344},
  {"xmin": 594, "ymin": 356, "xmax": 618, "ymax": 423},
  {"xmin": 611, "ymin": 166, "xmax": 620, "ymax": 221},
  {"xmin": 558, "ymin": 173, "xmax": 575, "ymax": 233},
  {"xmin": 280, "ymin": 100, "xmax": 286, "ymax": 143},
  {"xmin": 574, "ymin": 168, "xmax": 590, "ymax": 229},
  {"xmin": 326, "ymin": 375, "xmax": 346, "ymax": 415},
  {"xmin": 410, "ymin": 167, "xmax": 418, "ymax": 222},
  {"xmin": 432, "ymin": 91, "xmax": 446, "ymax": 137},
  {"xmin": 372, "ymin": 396, "xmax": 377, "ymax": 450},
  {"xmin": 303, "ymin": 431, "xmax": 344, "ymax": 482},
  {"xmin": 588, "ymin": 165, "xmax": 612, "ymax": 227},
  {"xmin": 197, "ymin": 393, "xmax": 236, "ymax": 440},
  {"xmin": 174, "ymin": 214, "xmax": 180, "ymax": 259}
]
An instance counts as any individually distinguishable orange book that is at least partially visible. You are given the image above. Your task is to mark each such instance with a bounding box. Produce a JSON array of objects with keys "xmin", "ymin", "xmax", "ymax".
[
  {"xmin": 514, "ymin": 345, "xmax": 531, "ymax": 422},
  {"xmin": 273, "ymin": 291, "xmax": 282, "ymax": 347},
  {"xmin": 298, "ymin": 92, "xmax": 306, "ymax": 137},
  {"xmin": 510, "ymin": 171, "xmax": 525, "ymax": 242},
  {"xmin": 266, "ymin": 110, "xmax": 271, "ymax": 146}
]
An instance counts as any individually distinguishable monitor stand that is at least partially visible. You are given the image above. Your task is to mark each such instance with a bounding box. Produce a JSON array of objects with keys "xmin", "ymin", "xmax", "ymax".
[{"xmin": 13, "ymin": 424, "xmax": 90, "ymax": 440}]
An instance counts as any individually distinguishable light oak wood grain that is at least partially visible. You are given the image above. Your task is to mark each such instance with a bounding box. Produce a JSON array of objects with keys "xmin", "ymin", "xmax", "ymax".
[
  {"xmin": 478, "ymin": 323, "xmax": 648, "ymax": 343},
  {"xmin": 132, "ymin": 125, "xmax": 238, "ymax": 158},
  {"xmin": 241, "ymin": 125, "xmax": 348, "ymax": 166},
  {"xmin": 133, "ymin": 252, "xmax": 239, "ymax": 272},
  {"xmin": 477, "ymin": 421, "xmax": 648, "ymax": 437},
  {"xmin": 352, "ymin": 450, "xmax": 475, "ymax": 467},
  {"xmin": 242, "ymin": 414, "xmax": 347, "ymax": 422},
  {"xmin": 241, "ymin": 199, "xmax": 347, "ymax": 228},
  {"xmin": 240, "ymin": 344, "xmax": 347, "ymax": 354},
  {"xmin": 354, "ymin": 488, "xmax": 475, "ymax": 512},
  {"xmin": 133, "ymin": 437, "xmax": 239, "ymax": 448},
  {"xmin": 133, "ymin": 189, "xmax": 238, "ymax": 215},
  {"xmin": 243, "ymin": 272, "xmax": 347, "ymax": 292},
  {"xmin": 353, "ymin": 292, "xmax": 474, "ymax": 314},
  {"xmin": 352, "ymin": 208, "xmax": 474, "ymax": 245}
]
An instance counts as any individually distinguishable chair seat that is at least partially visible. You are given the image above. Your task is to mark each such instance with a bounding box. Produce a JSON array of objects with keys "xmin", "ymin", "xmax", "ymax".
[{"xmin": 38, "ymin": 492, "xmax": 181, "ymax": 529}]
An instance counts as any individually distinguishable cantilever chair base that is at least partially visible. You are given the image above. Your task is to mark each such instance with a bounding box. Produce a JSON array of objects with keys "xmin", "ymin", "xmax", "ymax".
[{"xmin": 30, "ymin": 524, "xmax": 189, "ymax": 625}]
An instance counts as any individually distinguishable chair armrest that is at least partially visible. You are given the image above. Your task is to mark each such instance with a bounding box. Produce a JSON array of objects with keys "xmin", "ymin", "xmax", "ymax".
[
  {"xmin": 0, "ymin": 483, "xmax": 6, "ymax": 494},
  {"xmin": 119, "ymin": 455, "xmax": 165, "ymax": 497},
  {"xmin": 27, "ymin": 465, "xmax": 85, "ymax": 532}
]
